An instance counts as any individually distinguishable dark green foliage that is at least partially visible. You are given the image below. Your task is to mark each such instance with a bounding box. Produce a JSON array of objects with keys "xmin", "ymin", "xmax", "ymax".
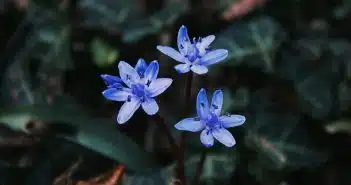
[{"xmin": 1, "ymin": 0, "xmax": 351, "ymax": 185}]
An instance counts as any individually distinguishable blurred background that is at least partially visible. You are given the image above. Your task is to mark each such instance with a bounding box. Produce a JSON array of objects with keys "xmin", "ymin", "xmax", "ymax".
[{"xmin": 0, "ymin": 0, "xmax": 351, "ymax": 185}]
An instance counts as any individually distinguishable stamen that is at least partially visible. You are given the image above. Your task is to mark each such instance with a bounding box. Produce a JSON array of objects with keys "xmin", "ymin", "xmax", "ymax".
[
  {"xmin": 127, "ymin": 95, "xmax": 132, "ymax": 102},
  {"xmin": 198, "ymin": 37, "xmax": 202, "ymax": 42},
  {"xmin": 146, "ymin": 80, "xmax": 151, "ymax": 86}
]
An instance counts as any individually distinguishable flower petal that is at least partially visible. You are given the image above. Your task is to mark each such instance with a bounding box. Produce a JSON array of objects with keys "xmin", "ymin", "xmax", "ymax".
[
  {"xmin": 196, "ymin": 35, "xmax": 215, "ymax": 56},
  {"xmin": 220, "ymin": 114, "xmax": 246, "ymax": 128},
  {"xmin": 102, "ymin": 88, "xmax": 131, "ymax": 102},
  {"xmin": 200, "ymin": 129, "xmax": 214, "ymax": 148},
  {"xmin": 177, "ymin": 25, "xmax": 191, "ymax": 55},
  {"xmin": 196, "ymin": 88, "xmax": 210, "ymax": 120},
  {"xmin": 212, "ymin": 128, "xmax": 236, "ymax": 147},
  {"xmin": 141, "ymin": 98, "xmax": 159, "ymax": 115},
  {"xmin": 146, "ymin": 78, "xmax": 173, "ymax": 97},
  {"xmin": 174, "ymin": 118, "xmax": 205, "ymax": 132},
  {"xmin": 100, "ymin": 74, "xmax": 123, "ymax": 86},
  {"xmin": 174, "ymin": 63, "xmax": 191, "ymax": 73},
  {"xmin": 191, "ymin": 65, "xmax": 208, "ymax": 75},
  {"xmin": 157, "ymin": 46, "xmax": 185, "ymax": 63},
  {"xmin": 135, "ymin": 58, "xmax": 148, "ymax": 76},
  {"xmin": 210, "ymin": 89, "xmax": 223, "ymax": 115},
  {"xmin": 201, "ymin": 49, "xmax": 228, "ymax": 66},
  {"xmin": 144, "ymin": 60, "xmax": 159, "ymax": 83},
  {"xmin": 117, "ymin": 97, "xmax": 141, "ymax": 124},
  {"xmin": 118, "ymin": 61, "xmax": 140, "ymax": 87}
]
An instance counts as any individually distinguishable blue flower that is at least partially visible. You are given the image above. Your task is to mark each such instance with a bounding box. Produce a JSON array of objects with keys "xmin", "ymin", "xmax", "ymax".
[
  {"xmin": 156, "ymin": 25, "xmax": 228, "ymax": 75},
  {"xmin": 100, "ymin": 74, "xmax": 123, "ymax": 89},
  {"xmin": 101, "ymin": 60, "xmax": 173, "ymax": 124},
  {"xmin": 174, "ymin": 89, "xmax": 245, "ymax": 147}
]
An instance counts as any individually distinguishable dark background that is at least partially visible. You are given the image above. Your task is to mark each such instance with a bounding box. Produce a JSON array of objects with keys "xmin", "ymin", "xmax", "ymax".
[{"xmin": 0, "ymin": 0, "xmax": 350, "ymax": 185}]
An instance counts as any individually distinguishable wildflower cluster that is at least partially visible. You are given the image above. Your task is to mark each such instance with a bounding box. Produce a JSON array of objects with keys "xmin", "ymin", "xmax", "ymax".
[{"xmin": 101, "ymin": 25, "xmax": 245, "ymax": 147}]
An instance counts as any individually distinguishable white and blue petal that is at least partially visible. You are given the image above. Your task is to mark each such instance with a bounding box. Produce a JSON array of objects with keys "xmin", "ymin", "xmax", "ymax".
[
  {"xmin": 118, "ymin": 61, "xmax": 141, "ymax": 87},
  {"xmin": 143, "ymin": 60, "xmax": 159, "ymax": 84},
  {"xmin": 102, "ymin": 88, "xmax": 131, "ymax": 102},
  {"xmin": 135, "ymin": 58, "xmax": 148, "ymax": 76},
  {"xmin": 174, "ymin": 63, "xmax": 191, "ymax": 73},
  {"xmin": 146, "ymin": 78, "xmax": 173, "ymax": 97},
  {"xmin": 100, "ymin": 74, "xmax": 123, "ymax": 86},
  {"xmin": 190, "ymin": 65, "xmax": 208, "ymax": 75},
  {"xmin": 196, "ymin": 35, "xmax": 215, "ymax": 56},
  {"xmin": 175, "ymin": 118, "xmax": 205, "ymax": 132},
  {"xmin": 212, "ymin": 128, "xmax": 236, "ymax": 147},
  {"xmin": 200, "ymin": 49, "xmax": 228, "ymax": 66},
  {"xmin": 117, "ymin": 96, "xmax": 141, "ymax": 124},
  {"xmin": 157, "ymin": 46, "xmax": 186, "ymax": 63},
  {"xmin": 200, "ymin": 129, "xmax": 214, "ymax": 147},
  {"xmin": 220, "ymin": 114, "xmax": 246, "ymax": 128},
  {"xmin": 141, "ymin": 98, "xmax": 159, "ymax": 115},
  {"xmin": 108, "ymin": 83, "xmax": 124, "ymax": 89},
  {"xmin": 210, "ymin": 90, "xmax": 223, "ymax": 115},
  {"xmin": 177, "ymin": 25, "xmax": 191, "ymax": 55},
  {"xmin": 196, "ymin": 88, "xmax": 210, "ymax": 120}
]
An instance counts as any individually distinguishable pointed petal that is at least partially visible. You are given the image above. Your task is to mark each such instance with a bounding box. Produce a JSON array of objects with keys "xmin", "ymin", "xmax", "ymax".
[
  {"xmin": 102, "ymin": 88, "xmax": 131, "ymax": 102},
  {"xmin": 117, "ymin": 97, "xmax": 141, "ymax": 124},
  {"xmin": 174, "ymin": 63, "xmax": 191, "ymax": 73},
  {"xmin": 196, "ymin": 35, "xmax": 215, "ymax": 56},
  {"xmin": 212, "ymin": 128, "xmax": 236, "ymax": 147},
  {"xmin": 196, "ymin": 88, "xmax": 210, "ymax": 120},
  {"xmin": 191, "ymin": 65, "xmax": 208, "ymax": 75},
  {"xmin": 201, "ymin": 35, "xmax": 215, "ymax": 47},
  {"xmin": 210, "ymin": 89, "xmax": 223, "ymax": 115},
  {"xmin": 220, "ymin": 115, "xmax": 246, "ymax": 128},
  {"xmin": 146, "ymin": 78, "xmax": 173, "ymax": 97},
  {"xmin": 144, "ymin": 60, "xmax": 159, "ymax": 83},
  {"xmin": 108, "ymin": 83, "xmax": 124, "ymax": 89},
  {"xmin": 157, "ymin": 46, "xmax": 185, "ymax": 63},
  {"xmin": 100, "ymin": 74, "xmax": 123, "ymax": 86},
  {"xmin": 174, "ymin": 118, "xmax": 205, "ymax": 132},
  {"xmin": 201, "ymin": 49, "xmax": 228, "ymax": 66},
  {"xmin": 135, "ymin": 58, "xmax": 147, "ymax": 76},
  {"xmin": 118, "ymin": 61, "xmax": 140, "ymax": 87},
  {"xmin": 200, "ymin": 129, "xmax": 214, "ymax": 148},
  {"xmin": 141, "ymin": 98, "xmax": 159, "ymax": 115},
  {"xmin": 177, "ymin": 25, "xmax": 191, "ymax": 54}
]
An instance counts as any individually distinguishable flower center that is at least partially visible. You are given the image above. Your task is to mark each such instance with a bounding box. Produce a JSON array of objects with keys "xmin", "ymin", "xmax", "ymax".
[
  {"xmin": 186, "ymin": 45, "xmax": 199, "ymax": 62},
  {"xmin": 180, "ymin": 38, "xmax": 202, "ymax": 63},
  {"xmin": 131, "ymin": 84, "xmax": 146, "ymax": 98},
  {"xmin": 205, "ymin": 113, "xmax": 220, "ymax": 129}
]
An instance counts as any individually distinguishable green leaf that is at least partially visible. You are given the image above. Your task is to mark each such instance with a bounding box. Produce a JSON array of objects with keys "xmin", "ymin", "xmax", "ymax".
[
  {"xmin": 325, "ymin": 119, "xmax": 351, "ymax": 134},
  {"xmin": 212, "ymin": 16, "xmax": 286, "ymax": 73},
  {"xmin": 91, "ymin": 38, "xmax": 119, "ymax": 67},
  {"xmin": 78, "ymin": 0, "xmax": 141, "ymax": 30},
  {"xmin": 277, "ymin": 38, "xmax": 347, "ymax": 119},
  {"xmin": 222, "ymin": 87, "xmax": 250, "ymax": 112},
  {"xmin": 123, "ymin": 153, "xmax": 236, "ymax": 185},
  {"xmin": 122, "ymin": 1, "xmax": 188, "ymax": 43},
  {"xmin": 333, "ymin": 0, "xmax": 351, "ymax": 19},
  {"xmin": 0, "ymin": 103, "xmax": 159, "ymax": 173},
  {"xmin": 244, "ymin": 110, "xmax": 328, "ymax": 170},
  {"xmin": 247, "ymin": 157, "xmax": 286, "ymax": 185},
  {"xmin": 26, "ymin": 0, "xmax": 73, "ymax": 71},
  {"xmin": 34, "ymin": 25, "xmax": 72, "ymax": 70}
]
